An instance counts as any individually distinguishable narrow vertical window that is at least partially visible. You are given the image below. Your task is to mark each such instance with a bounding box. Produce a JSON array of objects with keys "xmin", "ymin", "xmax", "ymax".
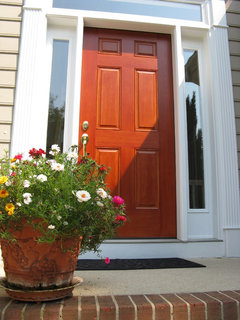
[
  {"xmin": 184, "ymin": 50, "xmax": 205, "ymax": 209},
  {"xmin": 46, "ymin": 40, "xmax": 69, "ymax": 152}
]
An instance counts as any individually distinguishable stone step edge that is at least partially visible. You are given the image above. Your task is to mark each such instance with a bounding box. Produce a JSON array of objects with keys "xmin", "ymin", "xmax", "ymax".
[{"xmin": 0, "ymin": 290, "xmax": 240, "ymax": 319}]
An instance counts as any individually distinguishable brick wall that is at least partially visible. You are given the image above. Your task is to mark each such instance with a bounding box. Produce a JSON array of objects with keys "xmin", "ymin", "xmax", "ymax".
[{"xmin": 0, "ymin": 0, "xmax": 23, "ymax": 157}]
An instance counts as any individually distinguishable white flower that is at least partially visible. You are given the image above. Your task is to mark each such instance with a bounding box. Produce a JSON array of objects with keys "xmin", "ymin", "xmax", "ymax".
[
  {"xmin": 23, "ymin": 180, "xmax": 30, "ymax": 188},
  {"xmin": 23, "ymin": 192, "xmax": 32, "ymax": 205},
  {"xmin": 23, "ymin": 192, "xmax": 32, "ymax": 198},
  {"xmin": 57, "ymin": 215, "xmax": 62, "ymax": 220},
  {"xmin": 46, "ymin": 159, "xmax": 56, "ymax": 165},
  {"xmin": 37, "ymin": 174, "xmax": 47, "ymax": 182},
  {"xmin": 49, "ymin": 144, "xmax": 60, "ymax": 155},
  {"xmin": 97, "ymin": 201, "xmax": 104, "ymax": 207},
  {"xmin": 16, "ymin": 202, "xmax": 21, "ymax": 207},
  {"xmin": 63, "ymin": 221, "xmax": 68, "ymax": 226},
  {"xmin": 75, "ymin": 190, "xmax": 91, "ymax": 202},
  {"xmin": 51, "ymin": 162, "xmax": 64, "ymax": 171},
  {"xmin": 24, "ymin": 197, "xmax": 32, "ymax": 205},
  {"xmin": 48, "ymin": 225, "xmax": 55, "ymax": 230},
  {"xmin": 5, "ymin": 180, "xmax": 11, "ymax": 186},
  {"xmin": 97, "ymin": 188, "xmax": 108, "ymax": 199},
  {"xmin": 67, "ymin": 151, "xmax": 78, "ymax": 161}
]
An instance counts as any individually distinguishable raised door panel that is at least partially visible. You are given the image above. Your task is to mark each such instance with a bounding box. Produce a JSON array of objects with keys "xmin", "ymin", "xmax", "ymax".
[
  {"xmin": 135, "ymin": 149, "xmax": 159, "ymax": 209},
  {"xmin": 96, "ymin": 148, "xmax": 120, "ymax": 194},
  {"xmin": 97, "ymin": 67, "xmax": 121, "ymax": 129},
  {"xmin": 135, "ymin": 70, "xmax": 158, "ymax": 131}
]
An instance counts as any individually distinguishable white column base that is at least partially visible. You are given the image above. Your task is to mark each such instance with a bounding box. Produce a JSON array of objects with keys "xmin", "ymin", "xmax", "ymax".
[{"xmin": 224, "ymin": 228, "xmax": 240, "ymax": 257}]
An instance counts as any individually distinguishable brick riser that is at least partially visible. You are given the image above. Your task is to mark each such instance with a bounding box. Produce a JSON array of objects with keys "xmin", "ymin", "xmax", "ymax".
[{"xmin": 0, "ymin": 290, "xmax": 239, "ymax": 319}]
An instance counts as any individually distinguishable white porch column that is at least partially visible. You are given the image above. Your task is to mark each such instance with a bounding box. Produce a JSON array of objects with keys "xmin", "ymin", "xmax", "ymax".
[
  {"xmin": 11, "ymin": 0, "xmax": 51, "ymax": 157},
  {"xmin": 173, "ymin": 26, "xmax": 189, "ymax": 241},
  {"xmin": 209, "ymin": 0, "xmax": 240, "ymax": 256}
]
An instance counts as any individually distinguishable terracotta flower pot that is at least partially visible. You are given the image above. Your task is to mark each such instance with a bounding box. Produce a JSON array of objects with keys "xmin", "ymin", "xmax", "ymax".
[{"xmin": 0, "ymin": 223, "xmax": 82, "ymax": 289}]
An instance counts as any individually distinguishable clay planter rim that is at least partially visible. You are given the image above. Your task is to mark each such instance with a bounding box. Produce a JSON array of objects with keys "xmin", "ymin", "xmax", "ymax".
[{"xmin": 1, "ymin": 218, "xmax": 82, "ymax": 242}]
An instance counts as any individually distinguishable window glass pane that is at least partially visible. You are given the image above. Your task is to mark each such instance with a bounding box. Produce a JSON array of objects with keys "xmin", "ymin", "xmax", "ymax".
[
  {"xmin": 53, "ymin": 0, "xmax": 202, "ymax": 22},
  {"xmin": 47, "ymin": 40, "xmax": 69, "ymax": 153},
  {"xmin": 184, "ymin": 49, "xmax": 205, "ymax": 209}
]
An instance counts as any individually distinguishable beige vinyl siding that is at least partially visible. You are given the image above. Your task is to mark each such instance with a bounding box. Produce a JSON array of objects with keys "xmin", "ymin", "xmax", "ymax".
[
  {"xmin": 226, "ymin": 0, "xmax": 240, "ymax": 185},
  {"xmin": 0, "ymin": 0, "xmax": 22, "ymax": 156}
]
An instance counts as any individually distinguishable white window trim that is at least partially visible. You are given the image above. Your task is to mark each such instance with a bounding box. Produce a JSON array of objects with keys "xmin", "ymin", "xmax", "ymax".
[{"xmin": 46, "ymin": 26, "xmax": 79, "ymax": 152}]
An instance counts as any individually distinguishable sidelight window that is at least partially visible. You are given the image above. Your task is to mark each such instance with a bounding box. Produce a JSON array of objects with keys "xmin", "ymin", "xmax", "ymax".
[
  {"xmin": 46, "ymin": 40, "xmax": 69, "ymax": 153},
  {"xmin": 184, "ymin": 49, "xmax": 205, "ymax": 209}
]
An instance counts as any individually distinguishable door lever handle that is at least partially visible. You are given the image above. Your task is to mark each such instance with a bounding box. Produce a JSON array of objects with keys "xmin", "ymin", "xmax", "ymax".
[{"xmin": 81, "ymin": 133, "xmax": 89, "ymax": 156}]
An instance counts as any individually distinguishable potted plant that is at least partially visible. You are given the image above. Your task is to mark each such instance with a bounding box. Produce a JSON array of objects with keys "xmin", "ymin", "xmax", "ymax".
[{"xmin": 0, "ymin": 144, "xmax": 126, "ymax": 300}]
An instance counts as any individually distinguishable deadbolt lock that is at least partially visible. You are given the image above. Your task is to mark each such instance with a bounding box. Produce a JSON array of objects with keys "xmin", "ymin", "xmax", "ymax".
[{"xmin": 82, "ymin": 121, "xmax": 89, "ymax": 131}]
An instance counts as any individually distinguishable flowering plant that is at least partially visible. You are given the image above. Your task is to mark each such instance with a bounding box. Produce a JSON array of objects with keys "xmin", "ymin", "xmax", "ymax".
[{"xmin": 0, "ymin": 145, "xmax": 126, "ymax": 254}]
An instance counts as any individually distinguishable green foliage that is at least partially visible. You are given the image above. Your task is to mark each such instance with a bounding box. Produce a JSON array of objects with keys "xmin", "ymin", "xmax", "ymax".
[{"xmin": 0, "ymin": 145, "xmax": 126, "ymax": 254}]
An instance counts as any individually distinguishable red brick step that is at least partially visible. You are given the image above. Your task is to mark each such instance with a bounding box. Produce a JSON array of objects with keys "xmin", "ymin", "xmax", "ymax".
[{"xmin": 0, "ymin": 290, "xmax": 239, "ymax": 319}]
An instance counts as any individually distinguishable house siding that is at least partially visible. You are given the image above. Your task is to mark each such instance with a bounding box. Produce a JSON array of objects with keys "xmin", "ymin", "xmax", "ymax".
[
  {"xmin": 0, "ymin": 0, "xmax": 22, "ymax": 157},
  {"xmin": 226, "ymin": 0, "xmax": 240, "ymax": 186}
]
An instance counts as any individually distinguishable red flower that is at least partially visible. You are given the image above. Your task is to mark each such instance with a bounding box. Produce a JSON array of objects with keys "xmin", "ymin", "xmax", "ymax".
[
  {"xmin": 113, "ymin": 196, "xmax": 124, "ymax": 206},
  {"xmin": 100, "ymin": 166, "xmax": 107, "ymax": 172},
  {"xmin": 29, "ymin": 148, "xmax": 38, "ymax": 158},
  {"xmin": 115, "ymin": 215, "xmax": 127, "ymax": 223},
  {"xmin": 29, "ymin": 148, "xmax": 45, "ymax": 159},
  {"xmin": 11, "ymin": 172, "xmax": 16, "ymax": 177},
  {"xmin": 14, "ymin": 154, "xmax": 23, "ymax": 161},
  {"xmin": 38, "ymin": 149, "xmax": 46, "ymax": 156},
  {"xmin": 105, "ymin": 257, "xmax": 110, "ymax": 264}
]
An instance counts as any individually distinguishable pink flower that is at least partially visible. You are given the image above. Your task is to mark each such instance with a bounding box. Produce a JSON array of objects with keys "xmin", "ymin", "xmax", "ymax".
[
  {"xmin": 105, "ymin": 257, "xmax": 110, "ymax": 264},
  {"xmin": 113, "ymin": 196, "xmax": 124, "ymax": 206},
  {"xmin": 115, "ymin": 215, "xmax": 127, "ymax": 223},
  {"xmin": 11, "ymin": 172, "xmax": 16, "ymax": 177}
]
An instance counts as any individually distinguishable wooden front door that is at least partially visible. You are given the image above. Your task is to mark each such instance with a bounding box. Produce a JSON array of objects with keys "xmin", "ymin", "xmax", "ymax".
[{"xmin": 79, "ymin": 28, "xmax": 176, "ymax": 238}]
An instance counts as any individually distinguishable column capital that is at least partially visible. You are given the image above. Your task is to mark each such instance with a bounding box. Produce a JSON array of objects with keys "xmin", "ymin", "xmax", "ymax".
[{"xmin": 209, "ymin": 0, "xmax": 228, "ymax": 27}]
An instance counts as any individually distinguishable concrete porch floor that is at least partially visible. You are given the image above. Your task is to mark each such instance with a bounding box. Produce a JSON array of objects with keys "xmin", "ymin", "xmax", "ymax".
[
  {"xmin": 73, "ymin": 258, "xmax": 240, "ymax": 296},
  {"xmin": 0, "ymin": 258, "xmax": 239, "ymax": 319},
  {"xmin": 0, "ymin": 258, "xmax": 239, "ymax": 296}
]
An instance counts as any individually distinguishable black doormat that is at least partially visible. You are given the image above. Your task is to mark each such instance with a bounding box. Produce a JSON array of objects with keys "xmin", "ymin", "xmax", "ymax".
[{"xmin": 76, "ymin": 258, "xmax": 205, "ymax": 270}]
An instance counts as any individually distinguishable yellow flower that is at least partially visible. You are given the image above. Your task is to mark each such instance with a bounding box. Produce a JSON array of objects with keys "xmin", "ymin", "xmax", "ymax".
[
  {"xmin": 0, "ymin": 190, "xmax": 8, "ymax": 198},
  {"xmin": 11, "ymin": 164, "xmax": 16, "ymax": 169},
  {"xmin": 5, "ymin": 203, "xmax": 15, "ymax": 212},
  {"xmin": 0, "ymin": 176, "xmax": 8, "ymax": 184},
  {"xmin": 10, "ymin": 158, "xmax": 16, "ymax": 163},
  {"xmin": 7, "ymin": 209, "xmax": 14, "ymax": 216}
]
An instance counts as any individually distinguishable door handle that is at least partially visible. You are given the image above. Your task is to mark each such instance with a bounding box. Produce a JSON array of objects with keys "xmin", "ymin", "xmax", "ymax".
[{"xmin": 81, "ymin": 133, "xmax": 89, "ymax": 156}]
